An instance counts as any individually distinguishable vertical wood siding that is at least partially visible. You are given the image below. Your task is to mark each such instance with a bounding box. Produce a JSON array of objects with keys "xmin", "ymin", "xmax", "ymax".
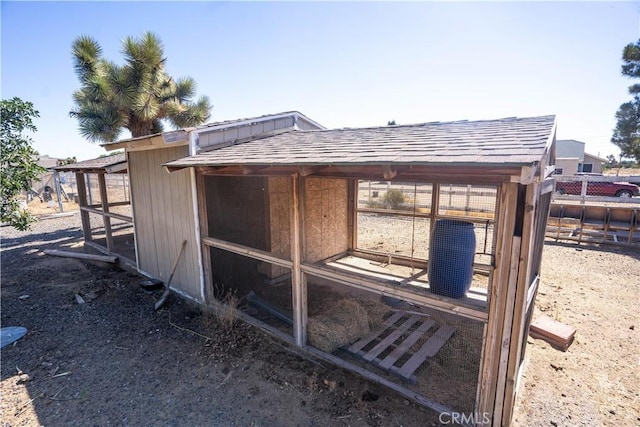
[{"xmin": 128, "ymin": 146, "xmax": 201, "ymax": 300}]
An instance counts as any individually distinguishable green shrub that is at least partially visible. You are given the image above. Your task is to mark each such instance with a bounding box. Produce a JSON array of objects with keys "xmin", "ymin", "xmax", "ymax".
[{"xmin": 382, "ymin": 189, "xmax": 406, "ymax": 209}]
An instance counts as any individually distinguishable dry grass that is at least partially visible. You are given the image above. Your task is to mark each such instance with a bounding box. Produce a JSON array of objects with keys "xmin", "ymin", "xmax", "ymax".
[
  {"xmin": 26, "ymin": 199, "xmax": 79, "ymax": 216},
  {"xmin": 308, "ymin": 298, "xmax": 371, "ymax": 353},
  {"xmin": 215, "ymin": 291, "xmax": 239, "ymax": 331}
]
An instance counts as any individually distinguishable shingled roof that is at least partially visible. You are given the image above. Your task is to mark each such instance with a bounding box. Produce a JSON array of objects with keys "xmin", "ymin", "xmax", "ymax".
[
  {"xmin": 165, "ymin": 115, "xmax": 556, "ymax": 170},
  {"xmin": 55, "ymin": 153, "xmax": 127, "ymax": 173}
]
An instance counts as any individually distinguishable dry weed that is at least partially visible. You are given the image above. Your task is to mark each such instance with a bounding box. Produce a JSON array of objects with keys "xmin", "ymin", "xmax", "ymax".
[{"xmin": 216, "ymin": 291, "xmax": 239, "ymax": 331}]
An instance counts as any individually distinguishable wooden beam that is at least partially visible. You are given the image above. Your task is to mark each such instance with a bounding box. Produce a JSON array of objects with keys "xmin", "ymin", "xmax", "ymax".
[
  {"xmin": 502, "ymin": 182, "xmax": 538, "ymax": 424},
  {"xmin": 79, "ymin": 206, "xmax": 132, "ymax": 223},
  {"xmin": 291, "ymin": 174, "xmax": 306, "ymax": 346},
  {"xmin": 196, "ymin": 172, "xmax": 213, "ymax": 303},
  {"xmin": 44, "ymin": 249, "xmax": 117, "ymax": 263},
  {"xmin": 241, "ymin": 165, "xmax": 270, "ymax": 175},
  {"xmin": 302, "ymin": 263, "xmax": 487, "ymax": 321},
  {"xmin": 493, "ymin": 235, "xmax": 522, "ymax": 423},
  {"xmin": 97, "ymin": 173, "xmax": 114, "ymax": 252},
  {"xmin": 348, "ymin": 179, "xmax": 357, "ymax": 251},
  {"xmin": 299, "ymin": 166, "xmax": 324, "ymax": 176},
  {"xmin": 75, "ymin": 172, "xmax": 92, "ymax": 243},
  {"xmin": 182, "ymin": 164, "xmax": 517, "ymax": 184},
  {"xmin": 122, "ymin": 151, "xmax": 140, "ymax": 271},
  {"xmin": 201, "ymin": 236, "xmax": 293, "ymax": 269},
  {"xmin": 477, "ymin": 182, "xmax": 518, "ymax": 421}
]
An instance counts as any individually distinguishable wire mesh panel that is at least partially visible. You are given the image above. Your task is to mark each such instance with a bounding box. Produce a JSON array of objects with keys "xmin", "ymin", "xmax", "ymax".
[
  {"xmin": 357, "ymin": 213, "xmax": 430, "ymax": 259},
  {"xmin": 353, "ymin": 181, "xmax": 497, "ymax": 303},
  {"xmin": 202, "ymin": 175, "xmax": 294, "ymax": 337},
  {"xmin": 438, "ymin": 184, "xmax": 497, "ymax": 218},
  {"xmin": 209, "ymin": 249, "xmax": 293, "ymax": 337},
  {"xmin": 104, "ymin": 174, "xmax": 130, "ymax": 204},
  {"xmin": 88, "ymin": 212, "xmax": 105, "ymax": 241},
  {"xmin": 357, "ymin": 181, "xmax": 433, "ymax": 213},
  {"xmin": 306, "ymin": 276, "xmax": 483, "ymax": 414},
  {"xmin": 356, "ymin": 181, "xmax": 432, "ymax": 259}
]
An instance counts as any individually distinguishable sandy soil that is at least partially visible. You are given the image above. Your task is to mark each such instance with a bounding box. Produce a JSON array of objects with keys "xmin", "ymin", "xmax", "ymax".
[
  {"xmin": 1, "ymin": 212, "xmax": 639, "ymax": 426},
  {"xmin": 1, "ymin": 214, "xmax": 437, "ymax": 427},
  {"xmin": 512, "ymin": 241, "xmax": 640, "ymax": 427}
]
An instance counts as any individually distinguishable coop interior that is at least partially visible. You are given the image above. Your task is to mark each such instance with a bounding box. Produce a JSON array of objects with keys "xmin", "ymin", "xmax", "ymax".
[{"xmin": 202, "ymin": 175, "xmax": 501, "ymax": 414}]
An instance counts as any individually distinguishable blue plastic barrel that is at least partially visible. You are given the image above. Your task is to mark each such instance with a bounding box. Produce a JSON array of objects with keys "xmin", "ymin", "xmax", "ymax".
[{"xmin": 428, "ymin": 219, "xmax": 476, "ymax": 298}]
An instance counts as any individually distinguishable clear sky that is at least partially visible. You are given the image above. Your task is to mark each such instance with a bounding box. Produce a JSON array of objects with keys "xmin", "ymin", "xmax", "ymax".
[{"xmin": 2, "ymin": 1, "xmax": 639, "ymax": 161}]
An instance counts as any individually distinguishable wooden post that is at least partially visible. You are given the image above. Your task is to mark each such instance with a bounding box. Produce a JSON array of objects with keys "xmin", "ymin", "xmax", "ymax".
[
  {"xmin": 98, "ymin": 172, "xmax": 114, "ymax": 252},
  {"xmin": 75, "ymin": 172, "xmax": 92, "ymax": 243},
  {"xmin": 348, "ymin": 179, "xmax": 357, "ymax": 251},
  {"xmin": 502, "ymin": 182, "xmax": 538, "ymax": 423},
  {"xmin": 124, "ymin": 151, "xmax": 141, "ymax": 270},
  {"xmin": 477, "ymin": 182, "xmax": 518, "ymax": 421},
  {"xmin": 427, "ymin": 183, "xmax": 440, "ymax": 279},
  {"xmin": 53, "ymin": 170, "xmax": 64, "ymax": 213},
  {"xmin": 291, "ymin": 174, "xmax": 306, "ymax": 346},
  {"xmin": 493, "ymin": 236, "xmax": 522, "ymax": 422},
  {"xmin": 196, "ymin": 172, "xmax": 213, "ymax": 303}
]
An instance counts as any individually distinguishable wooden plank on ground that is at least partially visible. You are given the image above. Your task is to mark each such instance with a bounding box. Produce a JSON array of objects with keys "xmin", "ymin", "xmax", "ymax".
[
  {"xmin": 348, "ymin": 311, "xmax": 405, "ymax": 354},
  {"xmin": 394, "ymin": 325, "xmax": 456, "ymax": 380},
  {"xmin": 43, "ymin": 249, "xmax": 117, "ymax": 263},
  {"xmin": 378, "ymin": 319, "xmax": 436, "ymax": 370},
  {"xmin": 362, "ymin": 315, "xmax": 421, "ymax": 362}
]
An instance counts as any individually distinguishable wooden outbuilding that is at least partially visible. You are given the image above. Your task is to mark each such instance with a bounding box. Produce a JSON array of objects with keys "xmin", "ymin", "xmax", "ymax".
[
  {"xmin": 95, "ymin": 112, "xmax": 556, "ymax": 426},
  {"xmin": 55, "ymin": 153, "xmax": 135, "ymax": 267}
]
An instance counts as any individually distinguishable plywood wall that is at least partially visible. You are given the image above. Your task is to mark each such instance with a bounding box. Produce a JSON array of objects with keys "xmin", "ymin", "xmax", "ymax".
[
  {"xmin": 265, "ymin": 176, "xmax": 292, "ymax": 278},
  {"xmin": 304, "ymin": 178, "xmax": 349, "ymax": 263},
  {"xmin": 127, "ymin": 146, "xmax": 201, "ymax": 300}
]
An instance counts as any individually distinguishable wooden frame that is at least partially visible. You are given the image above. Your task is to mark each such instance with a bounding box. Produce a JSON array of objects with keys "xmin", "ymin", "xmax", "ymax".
[
  {"xmin": 192, "ymin": 168, "xmax": 551, "ymax": 426},
  {"xmin": 73, "ymin": 170, "xmax": 135, "ymax": 264}
]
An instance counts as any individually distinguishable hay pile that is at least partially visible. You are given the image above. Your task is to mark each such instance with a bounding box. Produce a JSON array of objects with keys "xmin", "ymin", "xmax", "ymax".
[{"xmin": 307, "ymin": 298, "xmax": 371, "ymax": 353}]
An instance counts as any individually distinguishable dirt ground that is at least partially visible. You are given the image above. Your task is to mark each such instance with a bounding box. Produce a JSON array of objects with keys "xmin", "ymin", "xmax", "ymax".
[{"xmin": 1, "ymin": 210, "xmax": 639, "ymax": 426}]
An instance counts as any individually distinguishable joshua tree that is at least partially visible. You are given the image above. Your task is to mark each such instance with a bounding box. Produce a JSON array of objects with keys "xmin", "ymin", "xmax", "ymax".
[{"xmin": 70, "ymin": 31, "xmax": 211, "ymax": 142}]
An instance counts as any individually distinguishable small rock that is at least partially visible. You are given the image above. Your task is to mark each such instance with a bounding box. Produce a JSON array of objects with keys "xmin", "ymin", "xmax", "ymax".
[
  {"xmin": 19, "ymin": 295, "xmax": 30, "ymax": 300},
  {"xmin": 75, "ymin": 294, "xmax": 85, "ymax": 304},
  {"xmin": 16, "ymin": 374, "xmax": 31, "ymax": 384},
  {"xmin": 609, "ymin": 409, "xmax": 616, "ymax": 415},
  {"xmin": 322, "ymin": 378, "xmax": 338, "ymax": 391},
  {"xmin": 630, "ymin": 325, "xmax": 635, "ymax": 330}
]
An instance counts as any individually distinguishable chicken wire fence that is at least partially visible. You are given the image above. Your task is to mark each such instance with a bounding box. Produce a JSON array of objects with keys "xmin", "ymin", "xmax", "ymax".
[
  {"xmin": 203, "ymin": 177, "xmax": 499, "ymax": 415},
  {"xmin": 356, "ymin": 180, "xmax": 498, "ymax": 301},
  {"xmin": 208, "ymin": 249, "xmax": 295, "ymax": 338},
  {"xmin": 306, "ymin": 277, "xmax": 483, "ymax": 414}
]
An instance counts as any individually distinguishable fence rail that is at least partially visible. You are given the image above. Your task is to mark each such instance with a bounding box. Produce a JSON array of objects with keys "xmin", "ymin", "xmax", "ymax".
[{"xmin": 548, "ymin": 175, "xmax": 639, "ymax": 246}]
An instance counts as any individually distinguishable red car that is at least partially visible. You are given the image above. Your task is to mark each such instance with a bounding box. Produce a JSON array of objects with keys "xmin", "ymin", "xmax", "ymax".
[{"xmin": 555, "ymin": 178, "xmax": 639, "ymax": 198}]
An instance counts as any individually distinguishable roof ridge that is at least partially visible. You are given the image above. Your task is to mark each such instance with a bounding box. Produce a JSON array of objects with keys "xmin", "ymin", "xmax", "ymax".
[{"xmin": 284, "ymin": 115, "xmax": 556, "ymax": 133}]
